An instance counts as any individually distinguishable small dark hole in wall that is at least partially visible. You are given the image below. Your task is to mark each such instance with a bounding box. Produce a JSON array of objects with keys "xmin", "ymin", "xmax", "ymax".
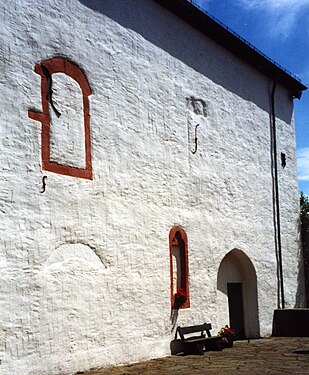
[
  {"xmin": 293, "ymin": 349, "xmax": 309, "ymax": 355},
  {"xmin": 281, "ymin": 153, "xmax": 286, "ymax": 168}
]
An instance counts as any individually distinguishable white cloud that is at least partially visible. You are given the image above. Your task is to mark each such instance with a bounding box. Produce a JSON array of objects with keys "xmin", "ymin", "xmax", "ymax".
[
  {"xmin": 236, "ymin": 0, "xmax": 309, "ymax": 37},
  {"xmin": 237, "ymin": 0, "xmax": 309, "ymax": 10},
  {"xmin": 297, "ymin": 147, "xmax": 309, "ymax": 181}
]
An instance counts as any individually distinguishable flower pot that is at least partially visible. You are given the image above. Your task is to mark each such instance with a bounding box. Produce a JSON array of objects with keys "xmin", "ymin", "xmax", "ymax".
[{"xmin": 221, "ymin": 337, "xmax": 234, "ymax": 348}]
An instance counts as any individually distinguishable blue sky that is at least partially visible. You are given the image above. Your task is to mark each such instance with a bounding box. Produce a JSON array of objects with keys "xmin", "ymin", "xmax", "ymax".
[{"xmin": 192, "ymin": 0, "xmax": 309, "ymax": 195}]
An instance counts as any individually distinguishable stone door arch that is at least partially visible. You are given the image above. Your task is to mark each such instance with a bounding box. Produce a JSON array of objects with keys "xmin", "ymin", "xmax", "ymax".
[{"xmin": 217, "ymin": 249, "xmax": 260, "ymax": 339}]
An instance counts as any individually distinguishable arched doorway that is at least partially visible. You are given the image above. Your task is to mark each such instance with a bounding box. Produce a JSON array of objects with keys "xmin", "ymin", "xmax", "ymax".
[{"xmin": 217, "ymin": 249, "xmax": 260, "ymax": 339}]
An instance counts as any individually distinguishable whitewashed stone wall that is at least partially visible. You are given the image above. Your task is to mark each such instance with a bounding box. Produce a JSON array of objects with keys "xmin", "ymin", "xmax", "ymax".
[{"xmin": 0, "ymin": 0, "xmax": 304, "ymax": 374}]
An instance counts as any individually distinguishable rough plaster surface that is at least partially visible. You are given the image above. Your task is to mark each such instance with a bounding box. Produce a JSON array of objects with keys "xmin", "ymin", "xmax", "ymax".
[
  {"xmin": 0, "ymin": 0, "xmax": 305, "ymax": 374},
  {"xmin": 50, "ymin": 73, "xmax": 86, "ymax": 169}
]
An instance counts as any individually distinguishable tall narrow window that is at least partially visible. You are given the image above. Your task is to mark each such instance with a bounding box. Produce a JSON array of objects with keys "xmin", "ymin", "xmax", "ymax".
[{"xmin": 169, "ymin": 227, "xmax": 190, "ymax": 309}]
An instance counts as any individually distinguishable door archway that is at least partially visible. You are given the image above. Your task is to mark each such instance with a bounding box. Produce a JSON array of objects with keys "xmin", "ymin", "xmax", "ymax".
[{"xmin": 217, "ymin": 249, "xmax": 260, "ymax": 339}]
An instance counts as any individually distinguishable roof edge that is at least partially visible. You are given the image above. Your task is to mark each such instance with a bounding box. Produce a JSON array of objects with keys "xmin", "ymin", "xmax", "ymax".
[{"xmin": 155, "ymin": 0, "xmax": 307, "ymax": 98}]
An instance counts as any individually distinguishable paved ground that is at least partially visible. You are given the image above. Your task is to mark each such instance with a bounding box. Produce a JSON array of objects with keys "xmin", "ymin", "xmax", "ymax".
[{"xmin": 78, "ymin": 337, "xmax": 309, "ymax": 375}]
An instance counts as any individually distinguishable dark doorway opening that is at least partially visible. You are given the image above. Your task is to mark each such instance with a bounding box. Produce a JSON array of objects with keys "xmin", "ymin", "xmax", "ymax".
[
  {"xmin": 217, "ymin": 249, "xmax": 260, "ymax": 339},
  {"xmin": 227, "ymin": 283, "xmax": 245, "ymax": 340}
]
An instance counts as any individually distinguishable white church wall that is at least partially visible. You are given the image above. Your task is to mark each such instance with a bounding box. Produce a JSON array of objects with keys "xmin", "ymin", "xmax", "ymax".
[{"xmin": 0, "ymin": 0, "xmax": 303, "ymax": 374}]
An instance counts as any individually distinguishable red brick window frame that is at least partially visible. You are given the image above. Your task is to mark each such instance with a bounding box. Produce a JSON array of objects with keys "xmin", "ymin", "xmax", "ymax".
[
  {"xmin": 28, "ymin": 57, "xmax": 92, "ymax": 179},
  {"xmin": 169, "ymin": 227, "xmax": 190, "ymax": 309}
]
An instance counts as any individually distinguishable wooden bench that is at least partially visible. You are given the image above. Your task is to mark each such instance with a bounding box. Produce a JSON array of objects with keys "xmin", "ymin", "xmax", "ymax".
[{"xmin": 176, "ymin": 323, "xmax": 222, "ymax": 355}]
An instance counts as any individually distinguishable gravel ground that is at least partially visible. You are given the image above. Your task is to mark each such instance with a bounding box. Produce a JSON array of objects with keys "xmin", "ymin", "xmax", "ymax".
[{"xmin": 77, "ymin": 337, "xmax": 309, "ymax": 375}]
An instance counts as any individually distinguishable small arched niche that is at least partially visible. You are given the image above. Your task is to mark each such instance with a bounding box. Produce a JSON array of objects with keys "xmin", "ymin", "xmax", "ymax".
[
  {"xmin": 35, "ymin": 243, "xmax": 108, "ymax": 358},
  {"xmin": 169, "ymin": 227, "xmax": 190, "ymax": 309},
  {"xmin": 217, "ymin": 249, "xmax": 260, "ymax": 339}
]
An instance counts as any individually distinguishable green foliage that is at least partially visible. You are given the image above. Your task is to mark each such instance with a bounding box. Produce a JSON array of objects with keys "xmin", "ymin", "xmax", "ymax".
[{"xmin": 300, "ymin": 192, "xmax": 309, "ymax": 235}]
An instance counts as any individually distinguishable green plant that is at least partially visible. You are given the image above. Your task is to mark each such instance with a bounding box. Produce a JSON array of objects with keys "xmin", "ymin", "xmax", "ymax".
[{"xmin": 300, "ymin": 192, "xmax": 309, "ymax": 235}]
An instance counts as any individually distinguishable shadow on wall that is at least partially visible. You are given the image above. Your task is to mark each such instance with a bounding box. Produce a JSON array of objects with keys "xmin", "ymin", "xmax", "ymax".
[
  {"xmin": 170, "ymin": 308, "xmax": 179, "ymax": 332},
  {"xmin": 217, "ymin": 249, "xmax": 260, "ymax": 339},
  {"xmin": 170, "ymin": 309, "xmax": 183, "ymax": 355},
  {"xmin": 78, "ymin": 0, "xmax": 293, "ymax": 123},
  {"xmin": 295, "ymin": 244, "xmax": 307, "ymax": 308},
  {"xmin": 297, "ymin": 233, "xmax": 309, "ymax": 308}
]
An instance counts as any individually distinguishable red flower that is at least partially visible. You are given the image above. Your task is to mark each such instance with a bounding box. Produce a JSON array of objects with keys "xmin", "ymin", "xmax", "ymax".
[
  {"xmin": 176, "ymin": 288, "xmax": 187, "ymax": 298},
  {"xmin": 218, "ymin": 325, "xmax": 235, "ymax": 337},
  {"xmin": 174, "ymin": 288, "xmax": 187, "ymax": 308}
]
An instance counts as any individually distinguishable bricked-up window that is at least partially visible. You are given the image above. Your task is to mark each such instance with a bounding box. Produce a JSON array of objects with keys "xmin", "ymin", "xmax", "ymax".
[
  {"xmin": 28, "ymin": 57, "xmax": 92, "ymax": 179},
  {"xmin": 169, "ymin": 227, "xmax": 190, "ymax": 309}
]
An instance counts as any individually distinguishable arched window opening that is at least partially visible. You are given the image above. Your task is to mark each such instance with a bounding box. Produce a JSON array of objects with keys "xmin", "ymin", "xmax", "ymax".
[
  {"xmin": 28, "ymin": 56, "xmax": 92, "ymax": 179},
  {"xmin": 169, "ymin": 227, "xmax": 190, "ymax": 309}
]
